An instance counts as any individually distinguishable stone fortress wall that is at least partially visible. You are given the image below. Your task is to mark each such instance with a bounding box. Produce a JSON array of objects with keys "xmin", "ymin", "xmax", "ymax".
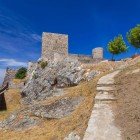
[
  {"xmin": 41, "ymin": 32, "xmax": 104, "ymax": 63},
  {"xmin": 27, "ymin": 62, "xmax": 38, "ymax": 79},
  {"xmin": 2, "ymin": 32, "xmax": 103, "ymax": 87},
  {"xmin": 2, "ymin": 68, "xmax": 17, "ymax": 87},
  {"xmin": 2, "ymin": 68, "xmax": 25, "ymax": 89},
  {"xmin": 27, "ymin": 32, "xmax": 104, "ymax": 77}
]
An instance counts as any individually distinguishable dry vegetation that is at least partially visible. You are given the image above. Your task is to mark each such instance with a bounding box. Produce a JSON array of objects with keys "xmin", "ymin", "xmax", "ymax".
[
  {"xmin": 0, "ymin": 73, "xmax": 105, "ymax": 140},
  {"xmin": 114, "ymin": 62, "xmax": 140, "ymax": 140},
  {"xmin": 0, "ymin": 89, "xmax": 21, "ymax": 121},
  {"xmin": 1, "ymin": 57, "xmax": 140, "ymax": 140}
]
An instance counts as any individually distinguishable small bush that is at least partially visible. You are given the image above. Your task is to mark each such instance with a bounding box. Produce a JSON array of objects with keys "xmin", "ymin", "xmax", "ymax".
[
  {"xmin": 40, "ymin": 61, "xmax": 48, "ymax": 69},
  {"xmin": 15, "ymin": 67, "xmax": 27, "ymax": 79},
  {"xmin": 32, "ymin": 73, "xmax": 38, "ymax": 79}
]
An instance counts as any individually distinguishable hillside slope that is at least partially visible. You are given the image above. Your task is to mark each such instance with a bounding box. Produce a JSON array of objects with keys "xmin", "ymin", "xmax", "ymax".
[{"xmin": 114, "ymin": 63, "xmax": 140, "ymax": 140}]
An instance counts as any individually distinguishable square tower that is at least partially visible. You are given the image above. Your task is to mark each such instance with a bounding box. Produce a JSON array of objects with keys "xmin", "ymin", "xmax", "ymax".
[
  {"xmin": 92, "ymin": 47, "xmax": 103, "ymax": 59},
  {"xmin": 42, "ymin": 32, "xmax": 68, "ymax": 61}
]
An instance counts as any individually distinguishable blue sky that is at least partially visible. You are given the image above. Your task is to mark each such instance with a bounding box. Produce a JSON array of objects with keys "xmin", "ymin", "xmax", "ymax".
[{"xmin": 0, "ymin": 0, "xmax": 140, "ymax": 83}]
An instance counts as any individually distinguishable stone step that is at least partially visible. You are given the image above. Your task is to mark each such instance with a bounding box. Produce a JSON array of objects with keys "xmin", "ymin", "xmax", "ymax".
[
  {"xmin": 97, "ymin": 86, "xmax": 115, "ymax": 91},
  {"xmin": 83, "ymin": 70, "xmax": 121, "ymax": 140},
  {"xmin": 97, "ymin": 71, "xmax": 120, "ymax": 85},
  {"xmin": 95, "ymin": 91, "xmax": 116, "ymax": 101}
]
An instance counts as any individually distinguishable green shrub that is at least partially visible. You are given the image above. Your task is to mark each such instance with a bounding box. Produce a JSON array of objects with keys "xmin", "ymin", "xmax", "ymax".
[
  {"xmin": 127, "ymin": 24, "xmax": 140, "ymax": 54},
  {"xmin": 15, "ymin": 67, "xmax": 27, "ymax": 79},
  {"xmin": 108, "ymin": 35, "xmax": 127, "ymax": 60},
  {"xmin": 40, "ymin": 61, "xmax": 48, "ymax": 69},
  {"xmin": 32, "ymin": 73, "xmax": 38, "ymax": 79}
]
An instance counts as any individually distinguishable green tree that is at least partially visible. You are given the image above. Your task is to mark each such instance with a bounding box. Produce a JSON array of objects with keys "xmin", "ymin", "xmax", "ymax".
[
  {"xmin": 108, "ymin": 35, "xmax": 127, "ymax": 60},
  {"xmin": 15, "ymin": 67, "xmax": 27, "ymax": 79},
  {"xmin": 127, "ymin": 24, "xmax": 140, "ymax": 54}
]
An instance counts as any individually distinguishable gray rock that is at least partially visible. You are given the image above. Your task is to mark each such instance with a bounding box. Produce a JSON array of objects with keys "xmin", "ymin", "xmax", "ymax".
[
  {"xmin": 64, "ymin": 132, "xmax": 81, "ymax": 140},
  {"xmin": 31, "ymin": 97, "xmax": 83, "ymax": 119},
  {"xmin": 86, "ymin": 70, "xmax": 100, "ymax": 81},
  {"xmin": 0, "ymin": 109, "xmax": 39, "ymax": 131},
  {"xmin": 22, "ymin": 58, "xmax": 85, "ymax": 104}
]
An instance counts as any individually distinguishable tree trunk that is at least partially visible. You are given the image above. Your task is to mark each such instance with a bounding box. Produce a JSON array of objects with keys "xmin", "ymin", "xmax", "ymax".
[
  {"xmin": 135, "ymin": 48, "xmax": 138, "ymax": 55},
  {"xmin": 112, "ymin": 54, "xmax": 115, "ymax": 61}
]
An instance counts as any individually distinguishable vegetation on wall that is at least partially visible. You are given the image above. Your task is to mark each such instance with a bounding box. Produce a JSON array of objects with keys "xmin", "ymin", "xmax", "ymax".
[
  {"xmin": 40, "ymin": 61, "xmax": 48, "ymax": 69},
  {"xmin": 108, "ymin": 35, "xmax": 127, "ymax": 60},
  {"xmin": 15, "ymin": 67, "xmax": 27, "ymax": 79}
]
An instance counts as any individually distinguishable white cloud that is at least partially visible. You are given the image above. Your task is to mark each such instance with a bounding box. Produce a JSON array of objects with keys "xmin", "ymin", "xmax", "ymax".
[
  {"xmin": 0, "ymin": 58, "xmax": 27, "ymax": 67},
  {"xmin": 0, "ymin": 6, "xmax": 41, "ymax": 54},
  {"xmin": 31, "ymin": 34, "xmax": 41, "ymax": 41},
  {"xmin": 0, "ymin": 69, "xmax": 6, "ymax": 85}
]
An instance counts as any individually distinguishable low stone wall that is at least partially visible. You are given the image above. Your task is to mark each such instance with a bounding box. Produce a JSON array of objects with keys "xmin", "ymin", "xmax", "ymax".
[
  {"xmin": 27, "ymin": 62, "xmax": 38, "ymax": 79},
  {"xmin": 2, "ymin": 68, "xmax": 17, "ymax": 87},
  {"xmin": 69, "ymin": 54, "xmax": 103, "ymax": 63}
]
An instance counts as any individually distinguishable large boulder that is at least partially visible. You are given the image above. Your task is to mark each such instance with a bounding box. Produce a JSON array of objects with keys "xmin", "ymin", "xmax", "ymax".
[
  {"xmin": 0, "ymin": 109, "xmax": 39, "ymax": 131},
  {"xmin": 31, "ymin": 97, "xmax": 83, "ymax": 119},
  {"xmin": 21, "ymin": 58, "xmax": 85, "ymax": 104}
]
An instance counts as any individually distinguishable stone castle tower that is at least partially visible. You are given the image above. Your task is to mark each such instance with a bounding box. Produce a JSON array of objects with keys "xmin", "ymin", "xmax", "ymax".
[
  {"xmin": 92, "ymin": 47, "xmax": 103, "ymax": 59},
  {"xmin": 42, "ymin": 32, "xmax": 68, "ymax": 61},
  {"xmin": 41, "ymin": 32, "xmax": 103, "ymax": 62}
]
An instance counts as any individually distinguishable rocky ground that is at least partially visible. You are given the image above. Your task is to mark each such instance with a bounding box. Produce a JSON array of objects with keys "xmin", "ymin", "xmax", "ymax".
[
  {"xmin": 0, "ymin": 75, "xmax": 102, "ymax": 140},
  {"xmin": 0, "ymin": 57, "xmax": 140, "ymax": 140}
]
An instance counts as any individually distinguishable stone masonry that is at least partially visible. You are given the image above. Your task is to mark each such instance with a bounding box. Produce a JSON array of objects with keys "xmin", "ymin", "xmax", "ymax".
[
  {"xmin": 41, "ymin": 32, "xmax": 104, "ymax": 62},
  {"xmin": 92, "ymin": 47, "xmax": 103, "ymax": 59},
  {"xmin": 42, "ymin": 32, "xmax": 68, "ymax": 61},
  {"xmin": 2, "ymin": 68, "xmax": 17, "ymax": 87}
]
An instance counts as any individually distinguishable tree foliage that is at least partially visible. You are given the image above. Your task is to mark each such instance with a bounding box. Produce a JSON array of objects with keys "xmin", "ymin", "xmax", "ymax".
[
  {"xmin": 127, "ymin": 24, "xmax": 140, "ymax": 53},
  {"xmin": 15, "ymin": 67, "xmax": 27, "ymax": 79},
  {"xmin": 108, "ymin": 35, "xmax": 127, "ymax": 60}
]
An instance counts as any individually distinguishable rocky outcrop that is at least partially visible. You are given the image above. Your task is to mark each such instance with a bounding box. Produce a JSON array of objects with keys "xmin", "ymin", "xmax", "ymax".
[
  {"xmin": 31, "ymin": 97, "xmax": 83, "ymax": 119},
  {"xmin": 0, "ymin": 96, "xmax": 83, "ymax": 131},
  {"xmin": 0, "ymin": 108, "xmax": 39, "ymax": 131},
  {"xmin": 22, "ymin": 58, "xmax": 98, "ymax": 104}
]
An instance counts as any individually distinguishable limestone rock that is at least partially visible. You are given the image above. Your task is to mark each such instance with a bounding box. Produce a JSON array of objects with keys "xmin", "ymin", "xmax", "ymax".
[
  {"xmin": 86, "ymin": 70, "xmax": 100, "ymax": 81},
  {"xmin": 21, "ymin": 58, "xmax": 85, "ymax": 104},
  {"xmin": 0, "ymin": 109, "xmax": 39, "ymax": 131},
  {"xmin": 64, "ymin": 132, "xmax": 81, "ymax": 140},
  {"xmin": 31, "ymin": 97, "xmax": 83, "ymax": 119}
]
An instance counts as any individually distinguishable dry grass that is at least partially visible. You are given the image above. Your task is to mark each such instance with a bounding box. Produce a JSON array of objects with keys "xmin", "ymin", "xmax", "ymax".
[
  {"xmin": 113, "ymin": 62, "xmax": 140, "ymax": 140},
  {"xmin": 12, "ymin": 78, "xmax": 26, "ymax": 84},
  {"xmin": 0, "ymin": 89, "xmax": 21, "ymax": 121},
  {"xmin": 0, "ymin": 74, "xmax": 104, "ymax": 140}
]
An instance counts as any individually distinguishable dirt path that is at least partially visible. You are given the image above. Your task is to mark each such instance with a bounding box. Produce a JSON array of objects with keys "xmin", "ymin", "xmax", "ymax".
[{"xmin": 83, "ymin": 71, "xmax": 122, "ymax": 140}]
